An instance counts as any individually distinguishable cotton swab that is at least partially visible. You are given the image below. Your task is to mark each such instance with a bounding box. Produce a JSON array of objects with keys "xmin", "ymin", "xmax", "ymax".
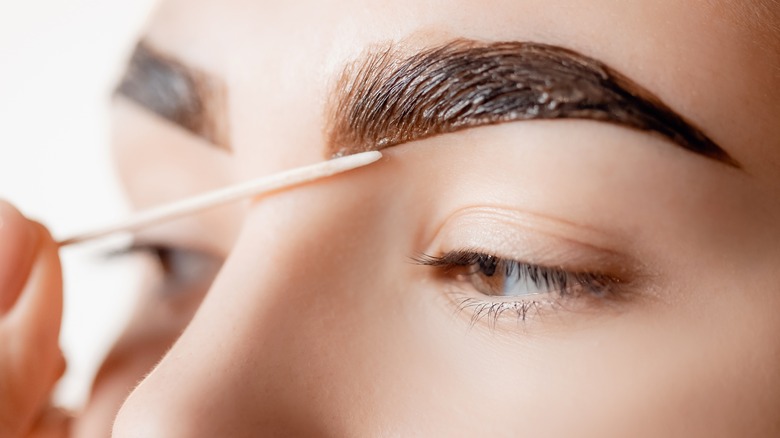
[{"xmin": 57, "ymin": 151, "xmax": 382, "ymax": 247}]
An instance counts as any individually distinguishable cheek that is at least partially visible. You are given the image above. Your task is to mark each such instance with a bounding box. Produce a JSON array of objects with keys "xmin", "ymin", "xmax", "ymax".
[{"xmin": 481, "ymin": 279, "xmax": 780, "ymax": 436}]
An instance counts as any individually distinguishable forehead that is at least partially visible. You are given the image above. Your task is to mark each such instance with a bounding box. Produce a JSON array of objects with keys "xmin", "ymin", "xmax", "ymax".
[
  {"xmin": 140, "ymin": 0, "xmax": 779, "ymax": 174},
  {"xmin": 142, "ymin": 0, "xmax": 779, "ymax": 76}
]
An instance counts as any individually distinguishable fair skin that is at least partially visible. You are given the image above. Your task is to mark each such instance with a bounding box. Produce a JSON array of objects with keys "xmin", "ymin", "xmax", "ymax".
[{"xmin": 1, "ymin": 0, "xmax": 779, "ymax": 436}]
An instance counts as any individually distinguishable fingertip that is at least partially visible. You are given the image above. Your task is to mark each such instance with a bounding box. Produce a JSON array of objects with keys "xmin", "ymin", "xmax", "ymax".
[
  {"xmin": 0, "ymin": 200, "xmax": 23, "ymax": 223},
  {"xmin": 2, "ymin": 216, "xmax": 62, "ymax": 332},
  {"xmin": 3, "ymin": 223, "xmax": 65, "ymax": 400},
  {"xmin": 29, "ymin": 221, "xmax": 58, "ymax": 254},
  {"xmin": 54, "ymin": 347, "xmax": 67, "ymax": 381},
  {"xmin": 11, "ymin": 221, "xmax": 63, "ymax": 330},
  {"xmin": 0, "ymin": 201, "xmax": 40, "ymax": 314}
]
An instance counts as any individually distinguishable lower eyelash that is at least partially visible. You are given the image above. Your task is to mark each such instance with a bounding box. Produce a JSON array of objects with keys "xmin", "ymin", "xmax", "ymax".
[{"xmin": 451, "ymin": 294, "xmax": 544, "ymax": 328}]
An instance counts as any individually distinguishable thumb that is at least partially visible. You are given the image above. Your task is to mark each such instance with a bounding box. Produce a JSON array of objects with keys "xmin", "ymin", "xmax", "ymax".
[
  {"xmin": 6, "ymin": 222, "xmax": 64, "ymax": 366},
  {"xmin": 0, "ymin": 201, "xmax": 41, "ymax": 315},
  {"xmin": 0, "ymin": 222, "xmax": 65, "ymax": 437}
]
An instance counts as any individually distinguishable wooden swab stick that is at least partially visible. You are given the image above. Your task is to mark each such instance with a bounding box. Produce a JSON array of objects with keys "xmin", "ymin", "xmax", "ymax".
[{"xmin": 58, "ymin": 151, "xmax": 382, "ymax": 247}]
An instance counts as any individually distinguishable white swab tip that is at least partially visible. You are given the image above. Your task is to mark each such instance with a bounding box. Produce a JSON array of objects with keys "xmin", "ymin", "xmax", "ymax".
[{"xmin": 338, "ymin": 150, "xmax": 383, "ymax": 167}]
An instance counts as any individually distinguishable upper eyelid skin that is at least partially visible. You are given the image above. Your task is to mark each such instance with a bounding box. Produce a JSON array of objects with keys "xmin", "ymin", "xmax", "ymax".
[
  {"xmin": 425, "ymin": 205, "xmax": 652, "ymax": 282},
  {"xmin": 428, "ymin": 204, "xmax": 628, "ymax": 258}
]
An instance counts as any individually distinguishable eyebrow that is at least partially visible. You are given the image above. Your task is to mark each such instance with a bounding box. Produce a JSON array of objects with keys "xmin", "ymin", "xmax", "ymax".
[
  {"xmin": 326, "ymin": 39, "xmax": 738, "ymax": 167},
  {"xmin": 115, "ymin": 41, "xmax": 230, "ymax": 149}
]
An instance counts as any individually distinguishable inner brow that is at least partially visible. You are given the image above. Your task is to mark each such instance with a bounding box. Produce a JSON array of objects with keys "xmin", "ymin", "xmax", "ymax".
[{"xmin": 326, "ymin": 40, "xmax": 737, "ymax": 167}]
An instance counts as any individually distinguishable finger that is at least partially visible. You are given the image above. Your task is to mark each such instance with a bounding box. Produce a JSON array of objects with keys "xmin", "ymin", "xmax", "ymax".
[
  {"xmin": 0, "ymin": 223, "xmax": 66, "ymax": 433},
  {"xmin": 6, "ymin": 223, "xmax": 65, "ymax": 383},
  {"xmin": 0, "ymin": 201, "xmax": 40, "ymax": 315},
  {"xmin": 26, "ymin": 406, "xmax": 73, "ymax": 438}
]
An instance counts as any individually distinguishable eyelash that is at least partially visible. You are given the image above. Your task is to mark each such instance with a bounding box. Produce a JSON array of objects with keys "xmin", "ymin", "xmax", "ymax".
[
  {"xmin": 414, "ymin": 250, "xmax": 623, "ymax": 326},
  {"xmin": 108, "ymin": 243, "xmax": 176, "ymax": 271},
  {"xmin": 106, "ymin": 243, "xmax": 220, "ymax": 292},
  {"xmin": 109, "ymin": 244, "xmax": 621, "ymax": 324}
]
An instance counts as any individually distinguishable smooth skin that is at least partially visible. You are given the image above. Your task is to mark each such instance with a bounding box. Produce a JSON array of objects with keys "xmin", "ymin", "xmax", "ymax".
[
  {"xmin": 0, "ymin": 202, "xmax": 67, "ymax": 437},
  {"xmin": 3, "ymin": 0, "xmax": 780, "ymax": 437}
]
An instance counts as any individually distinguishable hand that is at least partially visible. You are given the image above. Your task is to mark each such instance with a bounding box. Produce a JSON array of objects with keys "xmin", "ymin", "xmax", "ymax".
[{"xmin": 0, "ymin": 201, "xmax": 70, "ymax": 437}]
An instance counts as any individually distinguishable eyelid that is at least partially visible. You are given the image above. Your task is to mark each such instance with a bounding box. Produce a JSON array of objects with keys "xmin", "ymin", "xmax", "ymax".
[
  {"xmin": 426, "ymin": 205, "xmax": 646, "ymax": 282},
  {"xmin": 419, "ymin": 250, "xmax": 632, "ymax": 331}
]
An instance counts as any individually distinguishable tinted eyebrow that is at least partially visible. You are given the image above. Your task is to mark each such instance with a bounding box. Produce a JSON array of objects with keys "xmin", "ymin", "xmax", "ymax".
[
  {"xmin": 326, "ymin": 40, "xmax": 738, "ymax": 167},
  {"xmin": 115, "ymin": 41, "xmax": 230, "ymax": 149}
]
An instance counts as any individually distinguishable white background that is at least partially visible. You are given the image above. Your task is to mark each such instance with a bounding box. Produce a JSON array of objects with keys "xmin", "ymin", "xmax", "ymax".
[{"xmin": 0, "ymin": 0, "xmax": 158, "ymax": 408}]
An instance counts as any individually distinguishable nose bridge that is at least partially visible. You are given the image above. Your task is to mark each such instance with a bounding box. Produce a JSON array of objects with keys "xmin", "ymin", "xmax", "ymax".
[{"xmin": 113, "ymin": 181, "xmax": 394, "ymax": 436}]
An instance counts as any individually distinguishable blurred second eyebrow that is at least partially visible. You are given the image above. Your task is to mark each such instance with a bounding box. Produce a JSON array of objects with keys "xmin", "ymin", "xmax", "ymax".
[{"xmin": 115, "ymin": 41, "xmax": 231, "ymax": 150}]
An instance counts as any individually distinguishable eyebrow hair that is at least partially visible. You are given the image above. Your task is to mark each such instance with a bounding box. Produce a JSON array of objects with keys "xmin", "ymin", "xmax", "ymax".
[
  {"xmin": 326, "ymin": 40, "xmax": 738, "ymax": 167},
  {"xmin": 115, "ymin": 42, "xmax": 230, "ymax": 149}
]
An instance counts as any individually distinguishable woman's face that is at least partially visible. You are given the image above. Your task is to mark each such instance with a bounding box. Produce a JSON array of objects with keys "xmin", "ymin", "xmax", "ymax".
[{"xmin": 76, "ymin": 0, "xmax": 780, "ymax": 436}]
